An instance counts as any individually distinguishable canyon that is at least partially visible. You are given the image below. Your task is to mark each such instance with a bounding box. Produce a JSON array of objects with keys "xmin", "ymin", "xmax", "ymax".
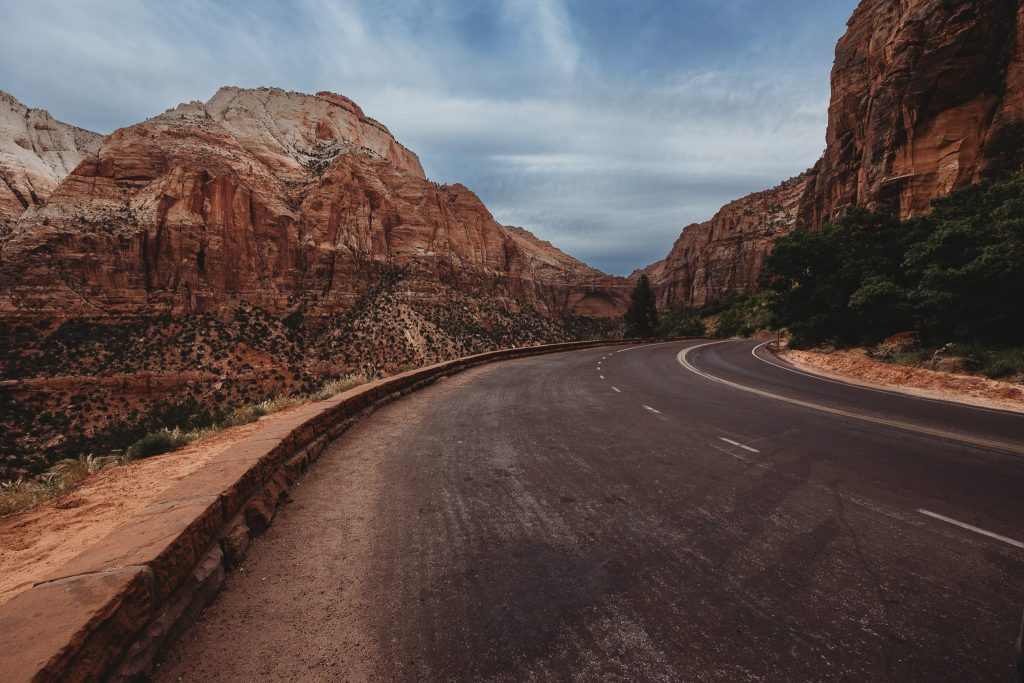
[
  {"xmin": 3, "ymin": 0, "xmax": 1024, "ymax": 478},
  {"xmin": 0, "ymin": 87, "xmax": 629, "ymax": 478},
  {"xmin": 642, "ymin": 0, "xmax": 1024, "ymax": 309}
]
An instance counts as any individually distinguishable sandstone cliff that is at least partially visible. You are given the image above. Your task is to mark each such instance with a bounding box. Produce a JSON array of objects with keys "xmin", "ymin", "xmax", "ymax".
[
  {"xmin": 644, "ymin": 0, "xmax": 1024, "ymax": 309},
  {"xmin": 801, "ymin": 0, "xmax": 1024, "ymax": 225},
  {"xmin": 0, "ymin": 92, "xmax": 102, "ymax": 226},
  {"xmin": 637, "ymin": 174, "xmax": 809, "ymax": 309},
  {"xmin": 0, "ymin": 87, "xmax": 628, "ymax": 477},
  {"xmin": 0, "ymin": 86, "xmax": 627, "ymax": 322}
]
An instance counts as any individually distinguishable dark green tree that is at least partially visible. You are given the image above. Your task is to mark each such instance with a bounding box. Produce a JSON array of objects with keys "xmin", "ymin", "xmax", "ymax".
[
  {"xmin": 624, "ymin": 274, "xmax": 659, "ymax": 338},
  {"xmin": 760, "ymin": 172, "xmax": 1024, "ymax": 348}
]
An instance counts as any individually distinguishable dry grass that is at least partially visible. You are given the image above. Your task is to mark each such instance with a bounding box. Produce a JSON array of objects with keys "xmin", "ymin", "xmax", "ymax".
[
  {"xmin": 0, "ymin": 454, "xmax": 119, "ymax": 517},
  {"xmin": 0, "ymin": 375, "xmax": 369, "ymax": 518}
]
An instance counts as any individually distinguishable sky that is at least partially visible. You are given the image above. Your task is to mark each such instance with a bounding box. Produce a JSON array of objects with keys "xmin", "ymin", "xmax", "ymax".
[{"xmin": 0, "ymin": 0, "xmax": 859, "ymax": 274}]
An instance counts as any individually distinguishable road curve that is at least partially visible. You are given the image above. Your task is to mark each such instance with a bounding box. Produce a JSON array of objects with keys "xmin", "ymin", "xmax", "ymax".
[{"xmin": 155, "ymin": 340, "xmax": 1024, "ymax": 681}]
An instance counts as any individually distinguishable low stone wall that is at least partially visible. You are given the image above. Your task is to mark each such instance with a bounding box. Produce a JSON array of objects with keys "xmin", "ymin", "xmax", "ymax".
[{"xmin": 0, "ymin": 338, "xmax": 668, "ymax": 682}]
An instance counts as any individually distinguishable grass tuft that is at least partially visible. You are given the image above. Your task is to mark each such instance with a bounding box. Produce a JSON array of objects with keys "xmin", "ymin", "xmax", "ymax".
[{"xmin": 0, "ymin": 374, "xmax": 371, "ymax": 518}]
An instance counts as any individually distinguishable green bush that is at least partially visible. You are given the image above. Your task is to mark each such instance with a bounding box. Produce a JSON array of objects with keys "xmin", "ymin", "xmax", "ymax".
[
  {"xmin": 656, "ymin": 310, "xmax": 705, "ymax": 338},
  {"xmin": 950, "ymin": 343, "xmax": 1024, "ymax": 379},
  {"xmin": 126, "ymin": 428, "xmax": 193, "ymax": 460}
]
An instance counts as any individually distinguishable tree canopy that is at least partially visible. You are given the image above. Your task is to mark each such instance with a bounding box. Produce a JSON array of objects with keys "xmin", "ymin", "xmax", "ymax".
[{"xmin": 760, "ymin": 173, "xmax": 1024, "ymax": 347}]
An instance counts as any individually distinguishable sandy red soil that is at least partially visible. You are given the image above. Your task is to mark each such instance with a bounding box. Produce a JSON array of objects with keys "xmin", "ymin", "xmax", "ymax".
[
  {"xmin": 780, "ymin": 347, "xmax": 1024, "ymax": 414},
  {"xmin": 0, "ymin": 417, "xmax": 283, "ymax": 605}
]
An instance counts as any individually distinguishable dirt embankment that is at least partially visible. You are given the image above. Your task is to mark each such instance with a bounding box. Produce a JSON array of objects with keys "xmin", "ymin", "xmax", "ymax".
[
  {"xmin": 0, "ymin": 416, "xmax": 284, "ymax": 606},
  {"xmin": 779, "ymin": 347, "xmax": 1024, "ymax": 414}
]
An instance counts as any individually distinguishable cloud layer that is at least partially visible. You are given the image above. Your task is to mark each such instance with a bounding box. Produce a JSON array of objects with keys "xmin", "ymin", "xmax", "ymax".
[{"xmin": 0, "ymin": 0, "xmax": 858, "ymax": 274}]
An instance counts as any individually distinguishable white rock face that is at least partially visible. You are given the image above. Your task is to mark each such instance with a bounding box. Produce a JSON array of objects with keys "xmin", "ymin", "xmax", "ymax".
[
  {"xmin": 148, "ymin": 86, "xmax": 425, "ymax": 182},
  {"xmin": 0, "ymin": 91, "xmax": 102, "ymax": 223}
]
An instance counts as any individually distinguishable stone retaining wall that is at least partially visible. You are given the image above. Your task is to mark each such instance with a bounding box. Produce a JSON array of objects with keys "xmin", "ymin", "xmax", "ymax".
[{"xmin": 0, "ymin": 339, "xmax": 669, "ymax": 682}]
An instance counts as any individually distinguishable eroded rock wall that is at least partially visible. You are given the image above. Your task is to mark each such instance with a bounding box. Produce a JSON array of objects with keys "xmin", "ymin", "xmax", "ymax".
[
  {"xmin": 801, "ymin": 0, "xmax": 1024, "ymax": 225},
  {"xmin": 644, "ymin": 0, "xmax": 1024, "ymax": 310},
  {"xmin": 0, "ymin": 91, "xmax": 102, "ymax": 225},
  {"xmin": 0, "ymin": 88, "xmax": 629, "ymax": 322}
]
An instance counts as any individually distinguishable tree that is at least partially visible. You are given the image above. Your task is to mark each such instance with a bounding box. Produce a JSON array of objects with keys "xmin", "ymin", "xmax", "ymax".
[{"xmin": 624, "ymin": 275, "xmax": 659, "ymax": 338}]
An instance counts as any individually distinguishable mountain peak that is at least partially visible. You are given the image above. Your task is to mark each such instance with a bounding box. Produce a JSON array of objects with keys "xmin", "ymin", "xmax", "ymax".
[{"xmin": 0, "ymin": 91, "xmax": 102, "ymax": 224}]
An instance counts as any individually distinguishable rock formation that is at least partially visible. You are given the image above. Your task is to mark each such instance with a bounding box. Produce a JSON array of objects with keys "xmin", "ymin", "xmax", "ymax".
[
  {"xmin": 0, "ymin": 87, "xmax": 627, "ymax": 322},
  {"xmin": 643, "ymin": 0, "xmax": 1024, "ymax": 309},
  {"xmin": 0, "ymin": 91, "xmax": 101, "ymax": 226},
  {"xmin": 801, "ymin": 0, "xmax": 1024, "ymax": 226},
  {"xmin": 637, "ymin": 174, "xmax": 810, "ymax": 309},
  {"xmin": 0, "ymin": 87, "xmax": 629, "ymax": 478}
]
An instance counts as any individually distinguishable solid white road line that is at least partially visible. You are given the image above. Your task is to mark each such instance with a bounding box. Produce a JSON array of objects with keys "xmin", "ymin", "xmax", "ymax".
[
  {"xmin": 750, "ymin": 342, "xmax": 1019, "ymax": 417},
  {"xmin": 642, "ymin": 405, "xmax": 661, "ymax": 414},
  {"xmin": 678, "ymin": 342, "xmax": 1024, "ymax": 456},
  {"xmin": 916, "ymin": 509, "xmax": 1024, "ymax": 549},
  {"xmin": 719, "ymin": 437, "xmax": 760, "ymax": 453},
  {"xmin": 612, "ymin": 386, "xmax": 621, "ymax": 393}
]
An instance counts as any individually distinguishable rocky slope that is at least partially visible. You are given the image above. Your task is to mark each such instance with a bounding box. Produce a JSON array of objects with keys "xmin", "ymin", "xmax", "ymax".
[
  {"xmin": 0, "ymin": 87, "xmax": 627, "ymax": 322},
  {"xmin": 0, "ymin": 87, "xmax": 628, "ymax": 478},
  {"xmin": 637, "ymin": 174, "xmax": 810, "ymax": 309},
  {"xmin": 0, "ymin": 92, "xmax": 101, "ymax": 227},
  {"xmin": 644, "ymin": 0, "xmax": 1024, "ymax": 309}
]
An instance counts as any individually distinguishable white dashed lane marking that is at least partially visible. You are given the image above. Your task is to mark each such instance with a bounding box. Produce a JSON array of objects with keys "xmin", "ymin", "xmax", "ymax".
[
  {"xmin": 612, "ymin": 387, "xmax": 621, "ymax": 393},
  {"xmin": 642, "ymin": 405, "xmax": 661, "ymax": 414},
  {"xmin": 719, "ymin": 437, "xmax": 760, "ymax": 453}
]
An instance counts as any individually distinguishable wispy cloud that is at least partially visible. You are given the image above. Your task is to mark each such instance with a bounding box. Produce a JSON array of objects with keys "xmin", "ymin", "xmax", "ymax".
[{"xmin": 0, "ymin": 0, "xmax": 858, "ymax": 274}]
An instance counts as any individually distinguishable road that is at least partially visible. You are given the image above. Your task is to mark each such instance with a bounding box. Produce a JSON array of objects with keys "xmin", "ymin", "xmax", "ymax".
[{"xmin": 156, "ymin": 340, "xmax": 1024, "ymax": 681}]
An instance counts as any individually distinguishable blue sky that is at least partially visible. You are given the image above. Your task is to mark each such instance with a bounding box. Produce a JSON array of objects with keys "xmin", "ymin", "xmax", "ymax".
[{"xmin": 0, "ymin": 0, "xmax": 859, "ymax": 274}]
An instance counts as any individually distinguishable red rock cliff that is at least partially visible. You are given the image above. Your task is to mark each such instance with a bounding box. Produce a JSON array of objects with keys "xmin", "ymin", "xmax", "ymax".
[
  {"xmin": 637, "ymin": 174, "xmax": 809, "ymax": 309},
  {"xmin": 801, "ymin": 0, "xmax": 1024, "ymax": 225},
  {"xmin": 643, "ymin": 0, "xmax": 1024, "ymax": 309},
  {"xmin": 0, "ymin": 87, "xmax": 628, "ymax": 322}
]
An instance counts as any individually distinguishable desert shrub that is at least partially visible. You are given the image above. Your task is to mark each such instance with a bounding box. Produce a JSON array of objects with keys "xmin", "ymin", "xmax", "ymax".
[
  {"xmin": 0, "ymin": 479, "xmax": 55, "ymax": 517},
  {"xmin": 656, "ymin": 309, "xmax": 705, "ymax": 338},
  {"xmin": 126, "ymin": 428, "xmax": 194, "ymax": 460},
  {"xmin": 0, "ymin": 454, "xmax": 119, "ymax": 517},
  {"xmin": 309, "ymin": 375, "xmax": 369, "ymax": 401},
  {"xmin": 949, "ymin": 343, "xmax": 1024, "ymax": 380},
  {"xmin": 221, "ymin": 403, "xmax": 271, "ymax": 427}
]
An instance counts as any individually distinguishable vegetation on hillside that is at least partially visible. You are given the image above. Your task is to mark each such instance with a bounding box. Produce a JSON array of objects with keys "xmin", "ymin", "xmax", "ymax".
[
  {"xmin": 0, "ymin": 375, "xmax": 368, "ymax": 518},
  {"xmin": 1, "ymin": 270, "xmax": 622, "ymax": 481},
  {"xmin": 761, "ymin": 173, "xmax": 1024, "ymax": 350},
  {"xmin": 653, "ymin": 173, "xmax": 1024, "ymax": 379},
  {"xmin": 652, "ymin": 292, "xmax": 768, "ymax": 340}
]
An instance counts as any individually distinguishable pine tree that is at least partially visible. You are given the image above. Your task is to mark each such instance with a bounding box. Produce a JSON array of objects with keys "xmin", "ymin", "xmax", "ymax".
[{"xmin": 624, "ymin": 274, "xmax": 659, "ymax": 338}]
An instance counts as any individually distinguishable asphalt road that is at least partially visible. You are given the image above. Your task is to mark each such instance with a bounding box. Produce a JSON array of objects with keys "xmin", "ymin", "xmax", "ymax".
[{"xmin": 156, "ymin": 340, "xmax": 1024, "ymax": 681}]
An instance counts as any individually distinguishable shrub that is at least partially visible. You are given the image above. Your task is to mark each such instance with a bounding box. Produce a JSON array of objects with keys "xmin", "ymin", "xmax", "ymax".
[
  {"xmin": 126, "ymin": 428, "xmax": 194, "ymax": 460},
  {"xmin": 656, "ymin": 310, "xmax": 705, "ymax": 338}
]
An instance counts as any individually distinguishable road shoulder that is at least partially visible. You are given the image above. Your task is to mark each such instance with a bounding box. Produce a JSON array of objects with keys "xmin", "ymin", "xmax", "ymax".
[{"xmin": 775, "ymin": 346, "xmax": 1024, "ymax": 415}]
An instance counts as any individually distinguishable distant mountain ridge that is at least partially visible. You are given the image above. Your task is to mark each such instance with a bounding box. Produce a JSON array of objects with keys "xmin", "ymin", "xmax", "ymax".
[{"xmin": 0, "ymin": 91, "xmax": 101, "ymax": 226}]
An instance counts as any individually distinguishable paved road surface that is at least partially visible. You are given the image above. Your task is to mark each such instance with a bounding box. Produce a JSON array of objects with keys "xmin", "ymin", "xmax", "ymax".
[{"xmin": 156, "ymin": 340, "xmax": 1024, "ymax": 681}]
